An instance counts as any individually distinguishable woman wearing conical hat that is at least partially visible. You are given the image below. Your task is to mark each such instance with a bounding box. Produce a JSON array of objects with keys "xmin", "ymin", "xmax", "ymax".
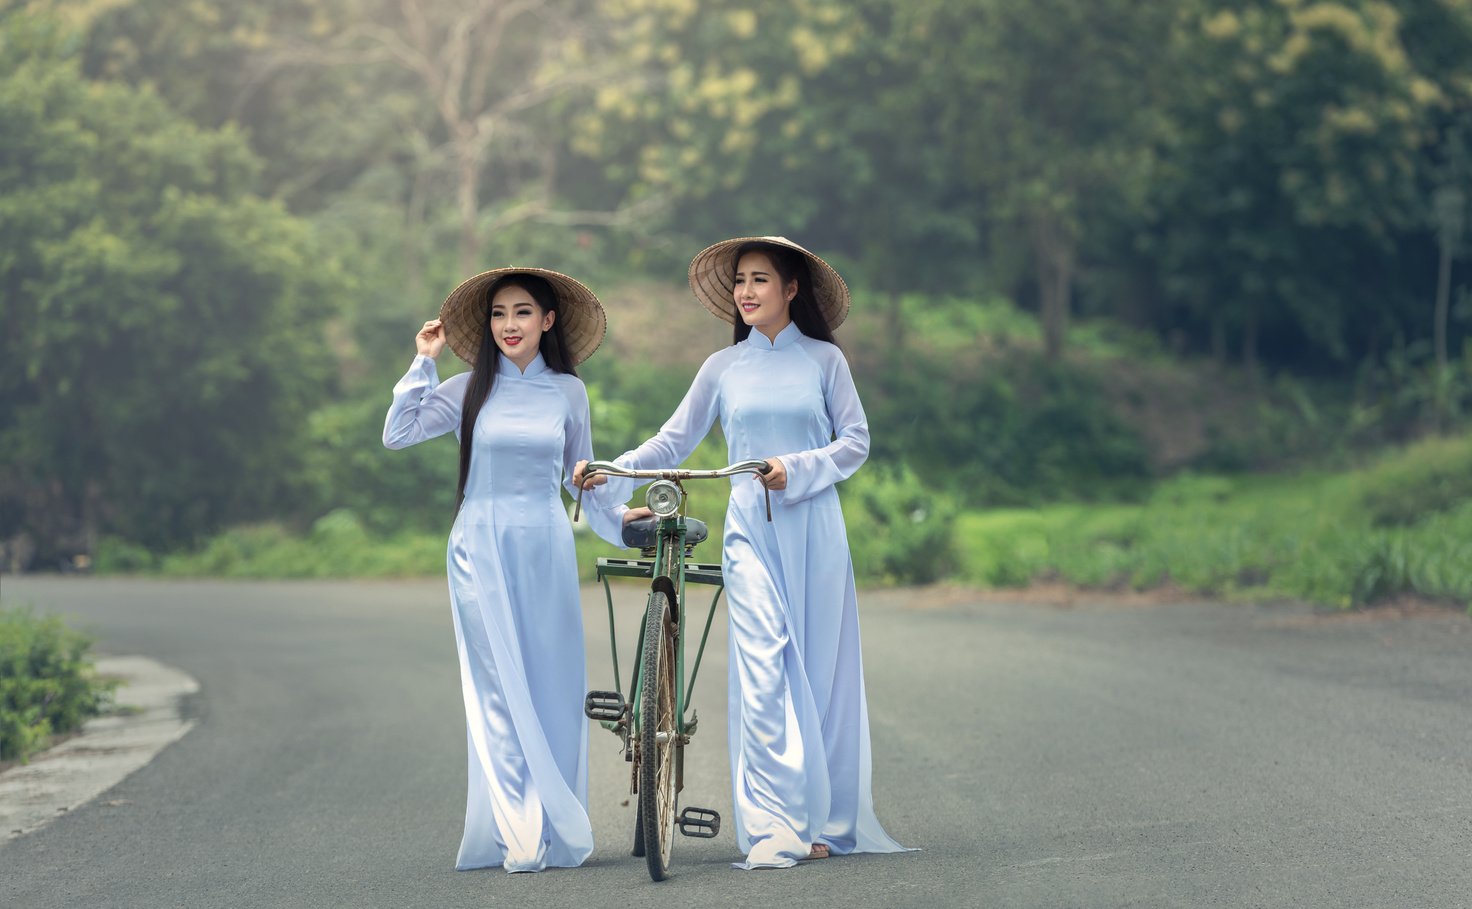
[
  {"xmin": 579, "ymin": 238, "xmax": 914, "ymax": 869},
  {"xmin": 384, "ymin": 268, "xmax": 626, "ymax": 873}
]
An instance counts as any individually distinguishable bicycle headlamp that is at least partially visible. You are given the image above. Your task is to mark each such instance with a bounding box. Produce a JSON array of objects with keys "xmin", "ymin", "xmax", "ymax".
[{"xmin": 646, "ymin": 480, "xmax": 681, "ymax": 517}]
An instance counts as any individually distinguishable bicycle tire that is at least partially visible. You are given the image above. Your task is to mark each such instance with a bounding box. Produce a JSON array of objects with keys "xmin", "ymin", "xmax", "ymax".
[
  {"xmin": 638, "ymin": 589, "xmax": 678, "ymax": 880},
  {"xmin": 631, "ymin": 799, "xmax": 646, "ymax": 857}
]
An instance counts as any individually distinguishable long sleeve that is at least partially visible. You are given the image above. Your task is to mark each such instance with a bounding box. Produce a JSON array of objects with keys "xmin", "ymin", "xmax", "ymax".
[
  {"xmin": 559, "ymin": 379, "xmax": 629, "ymax": 547},
  {"xmin": 383, "ymin": 355, "xmax": 468, "ymax": 449},
  {"xmin": 772, "ymin": 350, "xmax": 869, "ymax": 505},
  {"xmin": 601, "ymin": 353, "xmax": 725, "ymax": 505},
  {"xmin": 616, "ymin": 354, "xmax": 723, "ymax": 471}
]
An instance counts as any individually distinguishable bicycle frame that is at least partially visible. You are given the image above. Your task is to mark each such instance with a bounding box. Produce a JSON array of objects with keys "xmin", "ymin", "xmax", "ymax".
[
  {"xmin": 577, "ymin": 459, "xmax": 770, "ymax": 876},
  {"xmin": 577, "ymin": 460, "xmax": 769, "ymax": 774}
]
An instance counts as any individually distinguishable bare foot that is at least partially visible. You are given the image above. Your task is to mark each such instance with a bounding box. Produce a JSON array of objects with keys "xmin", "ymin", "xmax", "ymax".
[{"xmin": 805, "ymin": 843, "xmax": 830, "ymax": 861}]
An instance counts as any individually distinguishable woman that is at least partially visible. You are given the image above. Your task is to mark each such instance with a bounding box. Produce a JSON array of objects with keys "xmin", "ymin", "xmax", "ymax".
[
  {"xmin": 582, "ymin": 237, "xmax": 912, "ymax": 870},
  {"xmin": 384, "ymin": 268, "xmax": 624, "ymax": 873}
]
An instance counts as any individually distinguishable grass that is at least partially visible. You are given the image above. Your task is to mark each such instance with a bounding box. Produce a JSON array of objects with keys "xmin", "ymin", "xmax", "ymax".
[
  {"xmin": 955, "ymin": 435, "xmax": 1472, "ymax": 611},
  {"xmin": 104, "ymin": 433, "xmax": 1472, "ymax": 614},
  {"xmin": 132, "ymin": 508, "xmax": 703, "ymax": 583}
]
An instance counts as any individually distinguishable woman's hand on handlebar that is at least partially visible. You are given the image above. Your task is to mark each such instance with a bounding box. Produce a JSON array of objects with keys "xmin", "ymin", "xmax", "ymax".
[
  {"xmin": 755, "ymin": 457, "xmax": 786, "ymax": 491},
  {"xmin": 573, "ymin": 460, "xmax": 608, "ymax": 490}
]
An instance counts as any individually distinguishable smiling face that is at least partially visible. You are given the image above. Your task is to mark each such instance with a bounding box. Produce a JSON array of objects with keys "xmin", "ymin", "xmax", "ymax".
[
  {"xmin": 733, "ymin": 251, "xmax": 797, "ymax": 342},
  {"xmin": 488, "ymin": 284, "xmax": 555, "ymax": 370}
]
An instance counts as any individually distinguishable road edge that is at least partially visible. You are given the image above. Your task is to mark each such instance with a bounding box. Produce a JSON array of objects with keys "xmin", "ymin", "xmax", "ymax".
[{"xmin": 0, "ymin": 655, "xmax": 199, "ymax": 842}]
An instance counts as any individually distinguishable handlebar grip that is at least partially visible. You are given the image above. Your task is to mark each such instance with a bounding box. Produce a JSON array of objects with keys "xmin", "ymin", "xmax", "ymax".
[{"xmin": 758, "ymin": 461, "xmax": 772, "ymax": 475}]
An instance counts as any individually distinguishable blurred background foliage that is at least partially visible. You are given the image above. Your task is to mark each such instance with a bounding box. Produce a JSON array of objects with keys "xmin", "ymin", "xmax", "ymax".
[{"xmin": 3, "ymin": 0, "xmax": 1472, "ymax": 607}]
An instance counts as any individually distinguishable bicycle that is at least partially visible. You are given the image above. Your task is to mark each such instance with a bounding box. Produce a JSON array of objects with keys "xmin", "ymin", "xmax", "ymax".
[{"xmin": 574, "ymin": 458, "xmax": 771, "ymax": 881}]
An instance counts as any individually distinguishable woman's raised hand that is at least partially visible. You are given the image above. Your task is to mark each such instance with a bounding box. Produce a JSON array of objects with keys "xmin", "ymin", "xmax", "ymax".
[{"xmin": 416, "ymin": 319, "xmax": 446, "ymax": 358}]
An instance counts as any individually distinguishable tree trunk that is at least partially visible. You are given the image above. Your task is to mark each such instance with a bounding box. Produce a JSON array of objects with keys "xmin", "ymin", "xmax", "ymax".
[
  {"xmin": 889, "ymin": 291, "xmax": 904, "ymax": 349},
  {"xmin": 1040, "ymin": 261, "xmax": 1069, "ymax": 362},
  {"xmin": 1031, "ymin": 213, "xmax": 1074, "ymax": 363},
  {"xmin": 457, "ymin": 141, "xmax": 481, "ymax": 277},
  {"xmin": 404, "ymin": 166, "xmax": 429, "ymax": 305},
  {"xmin": 1210, "ymin": 310, "xmax": 1226, "ymax": 366},
  {"xmin": 1242, "ymin": 306, "xmax": 1259, "ymax": 378},
  {"xmin": 1434, "ymin": 241, "xmax": 1452, "ymax": 434},
  {"xmin": 81, "ymin": 479, "xmax": 101, "ymax": 568},
  {"xmin": 1435, "ymin": 243, "xmax": 1451, "ymax": 373}
]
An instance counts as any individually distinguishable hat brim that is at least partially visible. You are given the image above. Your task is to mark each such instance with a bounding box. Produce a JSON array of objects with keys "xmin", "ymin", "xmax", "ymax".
[
  {"xmin": 438, "ymin": 267, "xmax": 607, "ymax": 366},
  {"xmin": 687, "ymin": 236, "xmax": 850, "ymax": 331}
]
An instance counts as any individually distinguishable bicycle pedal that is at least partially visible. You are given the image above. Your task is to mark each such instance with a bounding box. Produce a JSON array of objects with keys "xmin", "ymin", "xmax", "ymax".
[
  {"xmin": 584, "ymin": 690, "xmax": 626, "ymax": 722},
  {"xmin": 677, "ymin": 806, "xmax": 720, "ymax": 838}
]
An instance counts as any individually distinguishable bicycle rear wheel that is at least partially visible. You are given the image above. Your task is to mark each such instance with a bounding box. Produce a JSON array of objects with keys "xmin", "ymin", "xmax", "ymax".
[{"xmin": 638, "ymin": 589, "xmax": 678, "ymax": 880}]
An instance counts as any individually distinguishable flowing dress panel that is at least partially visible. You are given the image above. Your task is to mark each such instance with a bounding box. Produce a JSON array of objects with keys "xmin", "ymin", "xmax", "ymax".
[
  {"xmin": 612, "ymin": 323, "xmax": 911, "ymax": 870},
  {"xmin": 384, "ymin": 353, "xmax": 623, "ymax": 873}
]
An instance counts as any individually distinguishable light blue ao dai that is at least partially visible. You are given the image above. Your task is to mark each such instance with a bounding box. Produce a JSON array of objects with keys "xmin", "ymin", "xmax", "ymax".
[
  {"xmin": 609, "ymin": 321, "xmax": 913, "ymax": 869},
  {"xmin": 384, "ymin": 352, "xmax": 624, "ymax": 873}
]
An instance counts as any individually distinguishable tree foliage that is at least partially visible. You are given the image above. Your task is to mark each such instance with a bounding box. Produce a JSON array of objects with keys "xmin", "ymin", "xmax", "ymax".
[
  {"xmin": 0, "ymin": 13, "xmax": 341, "ymax": 561},
  {"xmin": 1141, "ymin": 0, "xmax": 1472, "ymax": 371},
  {"xmin": 5, "ymin": 0, "xmax": 1472, "ymax": 563}
]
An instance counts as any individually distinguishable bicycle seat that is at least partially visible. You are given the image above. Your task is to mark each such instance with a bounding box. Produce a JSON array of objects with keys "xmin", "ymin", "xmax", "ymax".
[{"xmin": 622, "ymin": 515, "xmax": 708, "ymax": 550}]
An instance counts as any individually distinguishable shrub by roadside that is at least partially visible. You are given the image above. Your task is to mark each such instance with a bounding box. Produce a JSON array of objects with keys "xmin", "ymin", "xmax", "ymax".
[
  {"xmin": 0, "ymin": 607, "xmax": 116, "ymax": 763},
  {"xmin": 956, "ymin": 435, "xmax": 1472, "ymax": 612},
  {"xmin": 136, "ymin": 510, "xmax": 447, "ymax": 578},
  {"xmin": 842, "ymin": 464, "xmax": 957, "ymax": 585},
  {"xmin": 96, "ymin": 433, "xmax": 1472, "ymax": 612}
]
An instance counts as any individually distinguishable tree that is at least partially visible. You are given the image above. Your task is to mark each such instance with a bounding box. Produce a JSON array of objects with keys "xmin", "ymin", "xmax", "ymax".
[
  {"xmin": 0, "ymin": 13, "xmax": 342, "ymax": 564},
  {"xmin": 902, "ymin": 0, "xmax": 1180, "ymax": 361},
  {"xmin": 568, "ymin": 0, "xmax": 991, "ymax": 310},
  {"xmin": 72, "ymin": 0, "xmax": 654, "ymax": 314},
  {"xmin": 291, "ymin": 0, "xmax": 633, "ymax": 276},
  {"xmin": 1146, "ymin": 0, "xmax": 1472, "ymax": 373}
]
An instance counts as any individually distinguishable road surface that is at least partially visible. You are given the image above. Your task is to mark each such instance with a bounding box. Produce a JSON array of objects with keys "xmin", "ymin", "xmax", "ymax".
[{"xmin": 2, "ymin": 577, "xmax": 1469, "ymax": 908}]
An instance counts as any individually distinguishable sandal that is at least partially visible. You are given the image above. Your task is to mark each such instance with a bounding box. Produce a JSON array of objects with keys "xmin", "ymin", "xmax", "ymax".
[{"xmin": 805, "ymin": 844, "xmax": 830, "ymax": 861}]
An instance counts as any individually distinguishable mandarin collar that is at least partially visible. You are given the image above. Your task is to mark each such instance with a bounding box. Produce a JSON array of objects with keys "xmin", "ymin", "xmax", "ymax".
[
  {"xmin": 497, "ymin": 351, "xmax": 548, "ymax": 378},
  {"xmin": 747, "ymin": 321, "xmax": 803, "ymax": 351}
]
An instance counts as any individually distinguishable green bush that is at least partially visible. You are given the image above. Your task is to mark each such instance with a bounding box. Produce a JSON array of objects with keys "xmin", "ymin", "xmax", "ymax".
[
  {"xmin": 1355, "ymin": 434, "xmax": 1472, "ymax": 526},
  {"xmin": 842, "ymin": 464, "xmax": 956, "ymax": 585},
  {"xmin": 156, "ymin": 511, "xmax": 445, "ymax": 578},
  {"xmin": 299, "ymin": 396, "xmax": 460, "ymax": 536},
  {"xmin": 870, "ymin": 351, "xmax": 1151, "ymax": 507},
  {"xmin": 954, "ymin": 440, "xmax": 1472, "ymax": 612},
  {"xmin": 0, "ymin": 607, "xmax": 116, "ymax": 763},
  {"xmin": 94, "ymin": 537, "xmax": 157, "ymax": 573},
  {"xmin": 953, "ymin": 509, "xmax": 1053, "ymax": 587}
]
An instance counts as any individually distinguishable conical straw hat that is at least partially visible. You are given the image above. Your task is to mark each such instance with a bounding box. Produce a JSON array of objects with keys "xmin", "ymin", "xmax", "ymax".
[
  {"xmin": 438, "ymin": 267, "xmax": 606, "ymax": 366},
  {"xmin": 687, "ymin": 236, "xmax": 850, "ymax": 330}
]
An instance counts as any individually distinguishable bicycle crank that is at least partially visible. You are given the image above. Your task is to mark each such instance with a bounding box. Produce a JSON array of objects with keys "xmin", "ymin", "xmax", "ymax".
[{"xmin": 677, "ymin": 806, "xmax": 721, "ymax": 838}]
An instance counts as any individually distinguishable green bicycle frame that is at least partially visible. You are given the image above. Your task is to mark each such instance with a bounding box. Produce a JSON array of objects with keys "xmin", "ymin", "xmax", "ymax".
[{"xmin": 595, "ymin": 516, "xmax": 727, "ymax": 743}]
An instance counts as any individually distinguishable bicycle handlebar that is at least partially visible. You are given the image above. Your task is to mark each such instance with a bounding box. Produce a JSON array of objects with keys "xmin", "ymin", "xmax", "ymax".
[
  {"xmin": 580, "ymin": 458, "xmax": 772, "ymax": 482},
  {"xmin": 574, "ymin": 459, "xmax": 774, "ymax": 523}
]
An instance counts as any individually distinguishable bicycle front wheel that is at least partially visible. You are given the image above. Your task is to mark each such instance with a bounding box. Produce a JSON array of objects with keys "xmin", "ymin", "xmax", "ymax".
[{"xmin": 638, "ymin": 589, "xmax": 678, "ymax": 881}]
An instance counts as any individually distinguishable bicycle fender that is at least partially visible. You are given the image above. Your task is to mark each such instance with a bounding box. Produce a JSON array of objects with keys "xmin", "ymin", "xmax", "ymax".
[{"xmin": 651, "ymin": 575, "xmax": 679, "ymax": 625}]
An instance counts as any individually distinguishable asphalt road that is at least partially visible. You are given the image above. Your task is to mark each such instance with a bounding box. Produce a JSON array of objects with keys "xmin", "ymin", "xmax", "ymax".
[{"xmin": 2, "ymin": 577, "xmax": 1470, "ymax": 909}]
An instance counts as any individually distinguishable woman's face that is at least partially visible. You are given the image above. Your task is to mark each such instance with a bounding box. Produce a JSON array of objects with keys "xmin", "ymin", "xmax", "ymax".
[
  {"xmin": 733, "ymin": 251, "xmax": 796, "ymax": 341},
  {"xmin": 488, "ymin": 285, "xmax": 554, "ymax": 369}
]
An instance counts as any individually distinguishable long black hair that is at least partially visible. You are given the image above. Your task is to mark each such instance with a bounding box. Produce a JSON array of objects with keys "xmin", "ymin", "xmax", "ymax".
[
  {"xmin": 730, "ymin": 241, "xmax": 837, "ymax": 345},
  {"xmin": 456, "ymin": 274, "xmax": 578, "ymax": 509}
]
